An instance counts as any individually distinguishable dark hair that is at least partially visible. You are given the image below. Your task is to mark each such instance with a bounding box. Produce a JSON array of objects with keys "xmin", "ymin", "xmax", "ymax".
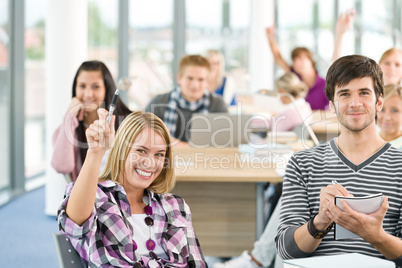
[
  {"xmin": 325, "ymin": 55, "xmax": 384, "ymax": 102},
  {"xmin": 291, "ymin": 47, "xmax": 316, "ymax": 69},
  {"xmin": 71, "ymin": 60, "xmax": 132, "ymax": 165}
]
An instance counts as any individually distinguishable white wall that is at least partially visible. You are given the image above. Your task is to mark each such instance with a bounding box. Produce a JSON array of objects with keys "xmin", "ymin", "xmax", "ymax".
[
  {"xmin": 45, "ymin": 0, "xmax": 88, "ymax": 215},
  {"xmin": 249, "ymin": 0, "xmax": 275, "ymax": 93}
]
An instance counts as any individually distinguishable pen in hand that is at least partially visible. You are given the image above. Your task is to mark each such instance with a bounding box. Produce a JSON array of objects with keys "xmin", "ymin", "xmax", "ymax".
[{"xmin": 106, "ymin": 89, "xmax": 119, "ymax": 125}]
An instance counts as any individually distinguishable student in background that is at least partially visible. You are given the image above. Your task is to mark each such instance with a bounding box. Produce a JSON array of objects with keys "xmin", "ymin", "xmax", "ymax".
[
  {"xmin": 333, "ymin": 9, "xmax": 402, "ymax": 86},
  {"xmin": 270, "ymin": 72, "xmax": 313, "ymax": 132},
  {"xmin": 265, "ymin": 27, "xmax": 328, "ymax": 110},
  {"xmin": 205, "ymin": 49, "xmax": 237, "ymax": 106},
  {"xmin": 145, "ymin": 55, "xmax": 228, "ymax": 146},
  {"xmin": 378, "ymin": 48, "xmax": 402, "ymax": 86},
  {"xmin": 266, "ymin": 10, "xmax": 356, "ymax": 111},
  {"xmin": 51, "ymin": 60, "xmax": 131, "ymax": 181},
  {"xmin": 57, "ymin": 110, "xmax": 207, "ymax": 267},
  {"xmin": 277, "ymin": 55, "xmax": 402, "ymax": 266},
  {"xmin": 378, "ymin": 84, "xmax": 402, "ymax": 149}
]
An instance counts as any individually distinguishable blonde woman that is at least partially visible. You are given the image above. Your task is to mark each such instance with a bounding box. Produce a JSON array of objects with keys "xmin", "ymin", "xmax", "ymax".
[
  {"xmin": 271, "ymin": 72, "xmax": 313, "ymax": 132},
  {"xmin": 57, "ymin": 110, "xmax": 206, "ymax": 267},
  {"xmin": 379, "ymin": 48, "xmax": 402, "ymax": 86},
  {"xmin": 205, "ymin": 49, "xmax": 236, "ymax": 106},
  {"xmin": 378, "ymin": 84, "xmax": 402, "ymax": 149}
]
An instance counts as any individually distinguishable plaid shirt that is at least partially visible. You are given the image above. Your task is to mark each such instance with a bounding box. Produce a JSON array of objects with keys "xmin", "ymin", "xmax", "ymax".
[{"xmin": 57, "ymin": 180, "xmax": 207, "ymax": 267}]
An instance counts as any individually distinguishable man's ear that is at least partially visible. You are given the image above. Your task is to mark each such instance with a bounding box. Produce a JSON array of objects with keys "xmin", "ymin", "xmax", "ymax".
[
  {"xmin": 329, "ymin": 100, "xmax": 336, "ymax": 114},
  {"xmin": 376, "ymin": 95, "xmax": 384, "ymax": 112}
]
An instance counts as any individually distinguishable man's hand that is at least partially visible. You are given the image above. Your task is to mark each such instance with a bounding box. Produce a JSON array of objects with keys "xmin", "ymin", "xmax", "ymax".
[
  {"xmin": 327, "ymin": 196, "xmax": 389, "ymax": 243},
  {"xmin": 315, "ymin": 183, "xmax": 352, "ymax": 230}
]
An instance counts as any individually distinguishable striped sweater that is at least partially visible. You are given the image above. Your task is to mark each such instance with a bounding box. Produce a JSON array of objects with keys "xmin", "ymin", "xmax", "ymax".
[{"xmin": 276, "ymin": 139, "xmax": 402, "ymax": 264}]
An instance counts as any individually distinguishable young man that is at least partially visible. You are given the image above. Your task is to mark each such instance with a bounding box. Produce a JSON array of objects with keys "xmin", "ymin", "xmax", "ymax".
[
  {"xmin": 276, "ymin": 55, "xmax": 402, "ymax": 266},
  {"xmin": 145, "ymin": 55, "xmax": 228, "ymax": 146}
]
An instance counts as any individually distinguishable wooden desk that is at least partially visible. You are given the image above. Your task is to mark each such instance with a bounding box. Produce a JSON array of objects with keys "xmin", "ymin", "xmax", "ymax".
[{"xmin": 171, "ymin": 147, "xmax": 283, "ymax": 257}]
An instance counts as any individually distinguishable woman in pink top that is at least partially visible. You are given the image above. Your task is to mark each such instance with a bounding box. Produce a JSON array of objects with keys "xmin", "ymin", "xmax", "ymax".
[
  {"xmin": 270, "ymin": 72, "xmax": 313, "ymax": 133},
  {"xmin": 51, "ymin": 61, "xmax": 131, "ymax": 181}
]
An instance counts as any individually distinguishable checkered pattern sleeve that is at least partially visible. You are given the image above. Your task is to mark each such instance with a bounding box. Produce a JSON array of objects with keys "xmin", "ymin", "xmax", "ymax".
[{"xmin": 57, "ymin": 182, "xmax": 97, "ymax": 239}]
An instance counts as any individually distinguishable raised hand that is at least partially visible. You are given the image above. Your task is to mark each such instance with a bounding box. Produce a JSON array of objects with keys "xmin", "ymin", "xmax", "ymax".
[
  {"xmin": 336, "ymin": 8, "xmax": 356, "ymax": 35},
  {"xmin": 265, "ymin": 26, "xmax": 276, "ymax": 40},
  {"xmin": 86, "ymin": 108, "xmax": 116, "ymax": 154}
]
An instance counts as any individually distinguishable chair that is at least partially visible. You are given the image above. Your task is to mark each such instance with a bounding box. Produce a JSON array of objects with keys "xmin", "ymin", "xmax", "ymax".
[{"xmin": 53, "ymin": 233, "xmax": 85, "ymax": 268}]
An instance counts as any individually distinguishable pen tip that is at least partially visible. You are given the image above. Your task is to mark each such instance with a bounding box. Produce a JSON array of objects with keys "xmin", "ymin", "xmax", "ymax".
[{"xmin": 115, "ymin": 89, "xmax": 119, "ymax": 94}]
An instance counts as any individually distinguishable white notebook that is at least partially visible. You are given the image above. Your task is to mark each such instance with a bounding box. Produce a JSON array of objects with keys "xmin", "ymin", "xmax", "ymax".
[
  {"xmin": 334, "ymin": 193, "xmax": 383, "ymax": 240},
  {"xmin": 283, "ymin": 253, "xmax": 394, "ymax": 268}
]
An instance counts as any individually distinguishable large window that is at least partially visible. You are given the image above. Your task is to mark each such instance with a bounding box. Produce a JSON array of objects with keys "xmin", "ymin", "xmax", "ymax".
[
  {"xmin": 186, "ymin": 0, "xmax": 251, "ymax": 94},
  {"xmin": 88, "ymin": 0, "xmax": 119, "ymax": 77},
  {"xmin": 128, "ymin": 0, "xmax": 174, "ymax": 111},
  {"xmin": 276, "ymin": 0, "xmax": 402, "ymax": 78},
  {"xmin": 276, "ymin": 0, "xmax": 334, "ymax": 77},
  {"xmin": 0, "ymin": 0, "xmax": 10, "ymax": 192},
  {"xmin": 25, "ymin": 0, "xmax": 46, "ymax": 179}
]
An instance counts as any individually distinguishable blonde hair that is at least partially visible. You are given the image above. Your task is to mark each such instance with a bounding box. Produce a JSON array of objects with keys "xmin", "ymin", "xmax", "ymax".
[
  {"xmin": 178, "ymin": 55, "xmax": 211, "ymax": 77},
  {"xmin": 383, "ymin": 84, "xmax": 402, "ymax": 102},
  {"xmin": 379, "ymin": 47, "xmax": 402, "ymax": 64},
  {"xmin": 99, "ymin": 111, "xmax": 175, "ymax": 194},
  {"xmin": 275, "ymin": 72, "xmax": 308, "ymax": 98},
  {"xmin": 205, "ymin": 49, "xmax": 225, "ymax": 85}
]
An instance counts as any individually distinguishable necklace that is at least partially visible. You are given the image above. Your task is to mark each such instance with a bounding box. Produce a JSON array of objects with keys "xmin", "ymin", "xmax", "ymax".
[{"xmin": 133, "ymin": 192, "xmax": 160, "ymax": 268}]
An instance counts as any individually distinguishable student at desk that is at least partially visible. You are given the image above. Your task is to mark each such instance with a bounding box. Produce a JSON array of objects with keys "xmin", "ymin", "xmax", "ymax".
[
  {"xmin": 205, "ymin": 49, "xmax": 237, "ymax": 106},
  {"xmin": 276, "ymin": 55, "xmax": 402, "ymax": 266},
  {"xmin": 145, "ymin": 55, "xmax": 228, "ymax": 146}
]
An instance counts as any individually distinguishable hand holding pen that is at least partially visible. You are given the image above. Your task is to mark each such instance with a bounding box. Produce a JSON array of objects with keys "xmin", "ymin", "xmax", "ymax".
[
  {"xmin": 86, "ymin": 108, "xmax": 116, "ymax": 154},
  {"xmin": 315, "ymin": 180, "xmax": 352, "ymax": 228},
  {"xmin": 106, "ymin": 89, "xmax": 119, "ymax": 125}
]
